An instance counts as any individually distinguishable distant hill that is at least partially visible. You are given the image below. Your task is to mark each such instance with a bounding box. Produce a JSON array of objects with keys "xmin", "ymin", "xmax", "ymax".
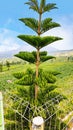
[
  {"xmin": 0, "ymin": 48, "xmax": 73, "ymax": 59},
  {"xmin": 0, "ymin": 50, "xmax": 19, "ymax": 59},
  {"xmin": 54, "ymin": 49, "xmax": 73, "ymax": 57},
  {"xmin": 0, "ymin": 46, "xmax": 58, "ymax": 59}
]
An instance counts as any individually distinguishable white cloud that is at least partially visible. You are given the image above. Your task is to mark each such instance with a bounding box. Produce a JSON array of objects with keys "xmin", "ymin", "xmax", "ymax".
[
  {"xmin": 0, "ymin": 28, "xmax": 20, "ymax": 52},
  {"xmin": 0, "ymin": 28, "xmax": 35, "ymax": 54},
  {"xmin": 0, "ymin": 15, "xmax": 73, "ymax": 55},
  {"xmin": 42, "ymin": 21, "xmax": 73, "ymax": 50}
]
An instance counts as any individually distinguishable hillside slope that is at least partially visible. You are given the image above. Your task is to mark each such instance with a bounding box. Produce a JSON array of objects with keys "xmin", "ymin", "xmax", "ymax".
[{"xmin": 0, "ymin": 57, "xmax": 73, "ymax": 119}]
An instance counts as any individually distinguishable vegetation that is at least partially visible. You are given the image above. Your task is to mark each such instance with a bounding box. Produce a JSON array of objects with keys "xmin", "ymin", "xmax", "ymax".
[
  {"xmin": 11, "ymin": 0, "xmax": 64, "ymax": 129},
  {"xmin": 0, "ymin": 0, "xmax": 72, "ymax": 129},
  {"xmin": 6, "ymin": 60, "xmax": 10, "ymax": 70},
  {"xmin": 0, "ymin": 57, "xmax": 73, "ymax": 129},
  {"xmin": 0, "ymin": 0, "xmax": 67, "ymax": 129},
  {"xmin": 0, "ymin": 63, "xmax": 3, "ymax": 72}
]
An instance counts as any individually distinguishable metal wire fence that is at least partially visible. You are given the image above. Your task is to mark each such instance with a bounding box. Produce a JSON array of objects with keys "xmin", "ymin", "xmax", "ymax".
[{"xmin": 2, "ymin": 90, "xmax": 73, "ymax": 130}]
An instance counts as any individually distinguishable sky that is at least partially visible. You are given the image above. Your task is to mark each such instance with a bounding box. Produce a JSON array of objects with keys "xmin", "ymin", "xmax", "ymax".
[{"xmin": 0, "ymin": 0, "xmax": 73, "ymax": 55}]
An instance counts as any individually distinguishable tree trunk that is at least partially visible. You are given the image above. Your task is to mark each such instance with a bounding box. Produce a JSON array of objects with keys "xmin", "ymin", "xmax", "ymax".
[
  {"xmin": 35, "ymin": 12, "xmax": 41, "ymax": 101},
  {"xmin": 35, "ymin": 49, "xmax": 40, "ymax": 100}
]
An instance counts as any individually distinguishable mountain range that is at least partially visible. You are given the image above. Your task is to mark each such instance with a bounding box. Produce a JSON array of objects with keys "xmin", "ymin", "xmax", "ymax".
[{"xmin": 0, "ymin": 47, "xmax": 73, "ymax": 59}]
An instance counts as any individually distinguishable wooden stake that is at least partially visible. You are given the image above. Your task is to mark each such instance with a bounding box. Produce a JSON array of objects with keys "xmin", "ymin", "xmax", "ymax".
[{"xmin": 0, "ymin": 92, "xmax": 4, "ymax": 130}]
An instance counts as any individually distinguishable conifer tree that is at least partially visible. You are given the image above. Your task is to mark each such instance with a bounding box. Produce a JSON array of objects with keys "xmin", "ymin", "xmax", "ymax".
[{"xmin": 15, "ymin": 0, "xmax": 62, "ymax": 102}]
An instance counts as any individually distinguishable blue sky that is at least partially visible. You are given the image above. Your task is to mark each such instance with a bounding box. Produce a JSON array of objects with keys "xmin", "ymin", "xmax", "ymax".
[{"xmin": 0, "ymin": 0, "xmax": 73, "ymax": 54}]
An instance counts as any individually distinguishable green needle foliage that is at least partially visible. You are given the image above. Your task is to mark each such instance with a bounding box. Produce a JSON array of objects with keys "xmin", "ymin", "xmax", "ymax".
[
  {"xmin": 25, "ymin": 0, "xmax": 58, "ymax": 14},
  {"xmin": 15, "ymin": 51, "xmax": 55, "ymax": 63},
  {"xmin": 19, "ymin": 17, "xmax": 60, "ymax": 34},
  {"xmin": 18, "ymin": 35, "xmax": 62, "ymax": 49}
]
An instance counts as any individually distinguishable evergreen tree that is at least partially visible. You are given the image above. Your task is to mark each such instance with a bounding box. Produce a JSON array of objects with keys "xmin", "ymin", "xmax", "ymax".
[{"xmin": 15, "ymin": 0, "xmax": 62, "ymax": 101}]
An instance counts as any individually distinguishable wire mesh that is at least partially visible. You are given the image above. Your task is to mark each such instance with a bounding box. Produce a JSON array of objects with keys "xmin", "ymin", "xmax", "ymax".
[{"xmin": 3, "ymin": 90, "xmax": 73, "ymax": 130}]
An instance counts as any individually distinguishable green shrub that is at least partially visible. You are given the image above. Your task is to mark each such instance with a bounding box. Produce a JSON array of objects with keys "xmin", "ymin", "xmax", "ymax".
[
  {"xmin": 0, "ymin": 63, "xmax": 3, "ymax": 72},
  {"xmin": 13, "ymin": 72, "xmax": 24, "ymax": 79}
]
